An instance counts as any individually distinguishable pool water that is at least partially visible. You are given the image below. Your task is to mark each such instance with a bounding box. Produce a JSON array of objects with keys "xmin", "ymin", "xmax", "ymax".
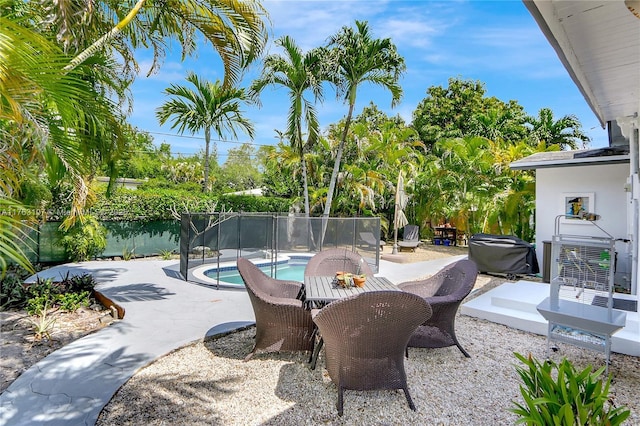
[{"xmin": 205, "ymin": 262, "xmax": 307, "ymax": 286}]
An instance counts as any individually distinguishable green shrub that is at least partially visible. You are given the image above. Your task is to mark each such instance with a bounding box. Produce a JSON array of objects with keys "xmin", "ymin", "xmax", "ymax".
[
  {"xmin": 26, "ymin": 294, "xmax": 51, "ymax": 315},
  {"xmin": 159, "ymin": 249, "xmax": 174, "ymax": 260},
  {"xmin": 60, "ymin": 215, "xmax": 107, "ymax": 261},
  {"xmin": 511, "ymin": 352, "xmax": 630, "ymax": 426},
  {"xmin": 0, "ymin": 272, "xmax": 28, "ymax": 310},
  {"xmin": 1, "ymin": 271, "xmax": 98, "ymax": 313},
  {"xmin": 90, "ymin": 188, "xmax": 294, "ymax": 221},
  {"xmin": 28, "ymin": 299, "xmax": 56, "ymax": 341},
  {"xmin": 25, "ymin": 278, "xmax": 58, "ymax": 315},
  {"xmin": 59, "ymin": 273, "xmax": 96, "ymax": 294},
  {"xmin": 57, "ymin": 290, "xmax": 90, "ymax": 312},
  {"xmin": 122, "ymin": 246, "xmax": 135, "ymax": 261}
]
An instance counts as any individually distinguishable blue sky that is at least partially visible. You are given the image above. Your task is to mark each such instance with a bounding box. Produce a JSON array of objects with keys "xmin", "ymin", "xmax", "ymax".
[{"xmin": 128, "ymin": 0, "xmax": 609, "ymax": 162}]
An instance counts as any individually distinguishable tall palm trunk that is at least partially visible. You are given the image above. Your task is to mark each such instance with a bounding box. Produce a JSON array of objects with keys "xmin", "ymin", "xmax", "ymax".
[
  {"xmin": 204, "ymin": 127, "xmax": 211, "ymax": 192},
  {"xmin": 301, "ymin": 153, "xmax": 310, "ymax": 216},
  {"xmin": 323, "ymin": 101, "xmax": 355, "ymax": 217},
  {"xmin": 65, "ymin": 0, "xmax": 147, "ymax": 72}
]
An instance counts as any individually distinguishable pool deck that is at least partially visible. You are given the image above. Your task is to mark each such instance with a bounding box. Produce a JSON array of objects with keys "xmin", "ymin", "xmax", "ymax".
[{"xmin": 0, "ymin": 255, "xmax": 465, "ymax": 426}]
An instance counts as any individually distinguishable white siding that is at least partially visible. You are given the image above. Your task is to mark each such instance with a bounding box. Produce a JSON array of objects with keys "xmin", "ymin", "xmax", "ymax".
[{"xmin": 535, "ymin": 163, "xmax": 631, "ymax": 282}]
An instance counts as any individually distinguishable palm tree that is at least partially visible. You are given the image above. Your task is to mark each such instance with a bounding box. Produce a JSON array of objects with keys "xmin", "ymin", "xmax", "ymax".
[
  {"xmin": 250, "ymin": 36, "xmax": 324, "ymax": 215},
  {"xmin": 526, "ymin": 107, "xmax": 590, "ymax": 150},
  {"xmin": 0, "ymin": 14, "xmax": 117, "ymax": 271},
  {"xmin": 50, "ymin": 0, "xmax": 268, "ymax": 88},
  {"xmin": 156, "ymin": 73, "xmax": 254, "ymax": 192},
  {"xmin": 321, "ymin": 20, "xmax": 406, "ymax": 217}
]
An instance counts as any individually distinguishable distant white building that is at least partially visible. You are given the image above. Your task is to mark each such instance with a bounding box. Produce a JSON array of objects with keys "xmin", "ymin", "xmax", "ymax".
[
  {"xmin": 225, "ymin": 188, "xmax": 263, "ymax": 196},
  {"xmin": 96, "ymin": 177, "xmax": 147, "ymax": 190}
]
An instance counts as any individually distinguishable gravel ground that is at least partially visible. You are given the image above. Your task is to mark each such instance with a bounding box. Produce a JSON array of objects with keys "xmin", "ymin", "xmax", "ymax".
[{"xmin": 97, "ymin": 270, "xmax": 640, "ymax": 425}]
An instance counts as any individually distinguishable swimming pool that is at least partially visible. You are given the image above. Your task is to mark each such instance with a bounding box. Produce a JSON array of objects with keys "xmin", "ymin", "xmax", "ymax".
[
  {"xmin": 207, "ymin": 263, "xmax": 307, "ymax": 285},
  {"xmin": 198, "ymin": 255, "xmax": 310, "ymax": 287}
]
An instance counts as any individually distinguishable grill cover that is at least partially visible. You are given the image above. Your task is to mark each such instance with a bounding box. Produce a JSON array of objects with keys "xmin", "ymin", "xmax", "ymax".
[{"xmin": 468, "ymin": 234, "xmax": 539, "ymax": 275}]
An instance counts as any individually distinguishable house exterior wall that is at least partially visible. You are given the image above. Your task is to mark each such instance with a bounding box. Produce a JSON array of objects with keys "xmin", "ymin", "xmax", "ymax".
[{"xmin": 535, "ymin": 163, "xmax": 631, "ymax": 288}]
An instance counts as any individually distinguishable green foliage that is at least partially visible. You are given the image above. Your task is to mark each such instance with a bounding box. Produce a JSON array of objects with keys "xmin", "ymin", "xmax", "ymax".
[
  {"xmin": 108, "ymin": 126, "xmax": 168, "ymax": 180},
  {"xmin": 215, "ymin": 143, "xmax": 263, "ymax": 193},
  {"xmin": 122, "ymin": 247, "xmax": 135, "ymax": 261},
  {"xmin": 60, "ymin": 216, "xmax": 107, "ymax": 261},
  {"xmin": 26, "ymin": 294, "xmax": 52, "ymax": 316},
  {"xmin": 511, "ymin": 352, "xmax": 630, "ymax": 426},
  {"xmin": 412, "ymin": 77, "xmax": 528, "ymax": 149},
  {"xmin": 0, "ymin": 270, "xmax": 28, "ymax": 310},
  {"xmin": 24, "ymin": 278, "xmax": 57, "ymax": 315},
  {"xmin": 56, "ymin": 273, "xmax": 97, "ymax": 294},
  {"xmin": 28, "ymin": 299, "xmax": 56, "ymax": 342},
  {"xmin": 159, "ymin": 249, "xmax": 174, "ymax": 260},
  {"xmin": 0, "ymin": 197, "xmax": 35, "ymax": 276},
  {"xmin": 57, "ymin": 291, "xmax": 90, "ymax": 312},
  {"xmin": 2, "ymin": 271, "xmax": 97, "ymax": 316},
  {"xmin": 91, "ymin": 188, "xmax": 293, "ymax": 221}
]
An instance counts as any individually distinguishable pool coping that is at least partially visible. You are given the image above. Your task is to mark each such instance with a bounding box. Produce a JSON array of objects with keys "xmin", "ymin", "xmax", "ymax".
[{"xmin": 190, "ymin": 253, "xmax": 314, "ymax": 288}]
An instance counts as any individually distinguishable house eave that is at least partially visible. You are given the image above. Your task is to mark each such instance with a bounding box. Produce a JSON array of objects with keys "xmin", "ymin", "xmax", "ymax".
[{"xmin": 510, "ymin": 154, "xmax": 630, "ymax": 170}]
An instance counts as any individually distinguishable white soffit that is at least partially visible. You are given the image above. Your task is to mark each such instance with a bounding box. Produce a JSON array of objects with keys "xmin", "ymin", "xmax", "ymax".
[{"xmin": 524, "ymin": 0, "xmax": 640, "ymax": 127}]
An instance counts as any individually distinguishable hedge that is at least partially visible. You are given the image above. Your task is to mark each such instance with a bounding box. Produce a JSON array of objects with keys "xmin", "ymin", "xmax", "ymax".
[{"xmin": 90, "ymin": 189, "xmax": 294, "ymax": 222}]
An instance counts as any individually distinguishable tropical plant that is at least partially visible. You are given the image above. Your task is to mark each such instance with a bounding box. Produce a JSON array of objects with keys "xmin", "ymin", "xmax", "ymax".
[
  {"xmin": 57, "ymin": 272, "xmax": 97, "ymax": 294},
  {"xmin": 60, "ymin": 215, "xmax": 107, "ymax": 262},
  {"xmin": 0, "ymin": 197, "xmax": 34, "ymax": 276},
  {"xmin": 526, "ymin": 107, "xmax": 590, "ymax": 150},
  {"xmin": 57, "ymin": 290, "xmax": 90, "ymax": 312},
  {"xmin": 40, "ymin": 0, "xmax": 268, "ymax": 89},
  {"xmin": 122, "ymin": 247, "xmax": 135, "ymax": 261},
  {"xmin": 216, "ymin": 143, "xmax": 262, "ymax": 192},
  {"xmin": 511, "ymin": 352, "xmax": 630, "ymax": 425},
  {"xmin": 250, "ymin": 35, "xmax": 325, "ymax": 215},
  {"xmin": 0, "ymin": 270, "xmax": 28, "ymax": 310},
  {"xmin": 159, "ymin": 249, "xmax": 174, "ymax": 260},
  {"xmin": 321, "ymin": 20, "xmax": 406, "ymax": 218},
  {"xmin": 156, "ymin": 73, "xmax": 255, "ymax": 192},
  {"xmin": 28, "ymin": 299, "xmax": 56, "ymax": 342},
  {"xmin": 412, "ymin": 78, "xmax": 528, "ymax": 149}
]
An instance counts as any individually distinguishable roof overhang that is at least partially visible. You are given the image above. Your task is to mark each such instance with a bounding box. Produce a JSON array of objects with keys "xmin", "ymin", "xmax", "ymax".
[
  {"xmin": 523, "ymin": 0, "xmax": 640, "ymax": 128},
  {"xmin": 510, "ymin": 148, "xmax": 630, "ymax": 170}
]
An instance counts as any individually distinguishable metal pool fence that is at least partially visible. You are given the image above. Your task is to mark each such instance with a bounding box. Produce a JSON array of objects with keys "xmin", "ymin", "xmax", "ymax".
[{"xmin": 180, "ymin": 213, "xmax": 382, "ymax": 286}]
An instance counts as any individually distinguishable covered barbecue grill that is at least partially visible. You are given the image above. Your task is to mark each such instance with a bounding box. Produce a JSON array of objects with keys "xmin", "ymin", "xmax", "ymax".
[{"xmin": 468, "ymin": 234, "xmax": 539, "ymax": 276}]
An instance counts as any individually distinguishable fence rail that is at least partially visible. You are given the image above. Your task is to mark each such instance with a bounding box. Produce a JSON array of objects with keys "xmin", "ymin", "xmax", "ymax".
[{"xmin": 180, "ymin": 213, "xmax": 382, "ymax": 286}]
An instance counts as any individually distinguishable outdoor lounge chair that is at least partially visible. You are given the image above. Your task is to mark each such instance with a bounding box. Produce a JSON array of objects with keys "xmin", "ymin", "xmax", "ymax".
[
  {"xmin": 304, "ymin": 248, "xmax": 374, "ymax": 277},
  {"xmin": 237, "ymin": 258, "xmax": 314, "ymax": 361},
  {"xmin": 312, "ymin": 291, "xmax": 432, "ymax": 416},
  {"xmin": 359, "ymin": 231, "xmax": 385, "ymax": 252},
  {"xmin": 397, "ymin": 224, "xmax": 420, "ymax": 252},
  {"xmin": 398, "ymin": 259, "xmax": 478, "ymax": 358}
]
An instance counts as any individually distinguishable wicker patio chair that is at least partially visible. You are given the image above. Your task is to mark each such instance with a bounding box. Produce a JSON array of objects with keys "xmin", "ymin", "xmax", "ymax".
[
  {"xmin": 398, "ymin": 259, "xmax": 478, "ymax": 358},
  {"xmin": 304, "ymin": 248, "xmax": 374, "ymax": 277},
  {"xmin": 237, "ymin": 258, "xmax": 314, "ymax": 361},
  {"xmin": 312, "ymin": 290, "xmax": 432, "ymax": 416}
]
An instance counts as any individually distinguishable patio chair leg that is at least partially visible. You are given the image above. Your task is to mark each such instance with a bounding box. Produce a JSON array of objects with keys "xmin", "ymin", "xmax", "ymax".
[
  {"xmin": 337, "ymin": 387, "xmax": 344, "ymax": 416},
  {"xmin": 454, "ymin": 338, "xmax": 471, "ymax": 358},
  {"xmin": 308, "ymin": 328, "xmax": 318, "ymax": 364},
  {"xmin": 403, "ymin": 387, "xmax": 416, "ymax": 411},
  {"xmin": 309, "ymin": 337, "xmax": 324, "ymax": 370}
]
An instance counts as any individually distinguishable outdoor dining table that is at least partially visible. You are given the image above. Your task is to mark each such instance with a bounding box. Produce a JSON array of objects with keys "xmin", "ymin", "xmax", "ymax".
[
  {"xmin": 304, "ymin": 275, "xmax": 399, "ymax": 308},
  {"xmin": 304, "ymin": 275, "xmax": 400, "ymax": 369}
]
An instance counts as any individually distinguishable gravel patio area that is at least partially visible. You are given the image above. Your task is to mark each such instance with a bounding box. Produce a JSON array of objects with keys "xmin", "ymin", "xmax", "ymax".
[{"xmin": 97, "ymin": 273, "xmax": 640, "ymax": 425}]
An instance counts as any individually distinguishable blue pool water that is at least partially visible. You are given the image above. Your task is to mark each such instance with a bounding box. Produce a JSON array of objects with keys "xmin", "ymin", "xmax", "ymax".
[{"xmin": 204, "ymin": 260, "xmax": 307, "ymax": 286}]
